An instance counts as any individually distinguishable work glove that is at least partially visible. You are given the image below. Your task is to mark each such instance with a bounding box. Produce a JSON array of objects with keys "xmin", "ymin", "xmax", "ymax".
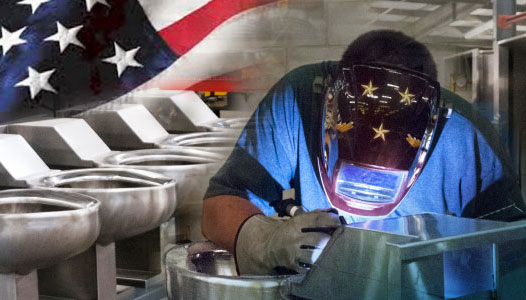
[{"xmin": 235, "ymin": 209, "xmax": 341, "ymax": 275}]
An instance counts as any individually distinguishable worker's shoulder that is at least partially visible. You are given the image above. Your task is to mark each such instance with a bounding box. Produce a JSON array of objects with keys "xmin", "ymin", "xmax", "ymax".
[
  {"xmin": 440, "ymin": 88, "xmax": 494, "ymax": 135},
  {"xmin": 440, "ymin": 88, "xmax": 507, "ymax": 159},
  {"xmin": 280, "ymin": 61, "xmax": 338, "ymax": 87}
]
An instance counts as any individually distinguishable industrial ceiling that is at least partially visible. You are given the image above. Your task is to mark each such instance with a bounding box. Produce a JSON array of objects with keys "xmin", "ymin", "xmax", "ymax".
[{"xmin": 361, "ymin": 0, "xmax": 526, "ymax": 48}]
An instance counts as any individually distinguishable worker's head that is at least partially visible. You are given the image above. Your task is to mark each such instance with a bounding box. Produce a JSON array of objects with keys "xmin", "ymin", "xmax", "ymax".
[
  {"xmin": 318, "ymin": 30, "xmax": 440, "ymax": 217},
  {"xmin": 339, "ymin": 30, "xmax": 437, "ymax": 80}
]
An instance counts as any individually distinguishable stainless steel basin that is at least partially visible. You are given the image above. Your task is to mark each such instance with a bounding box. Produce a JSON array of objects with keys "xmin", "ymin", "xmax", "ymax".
[
  {"xmin": 0, "ymin": 189, "xmax": 100, "ymax": 275},
  {"xmin": 27, "ymin": 168, "xmax": 176, "ymax": 244},
  {"xmin": 95, "ymin": 149, "xmax": 223, "ymax": 242},
  {"xmin": 199, "ymin": 117, "xmax": 249, "ymax": 132},
  {"xmin": 96, "ymin": 149, "xmax": 222, "ymax": 210},
  {"xmin": 165, "ymin": 242, "xmax": 298, "ymax": 300},
  {"xmin": 156, "ymin": 131, "xmax": 238, "ymax": 155}
]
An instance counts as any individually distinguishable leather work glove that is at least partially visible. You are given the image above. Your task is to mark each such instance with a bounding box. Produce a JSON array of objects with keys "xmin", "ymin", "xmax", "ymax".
[{"xmin": 235, "ymin": 209, "xmax": 341, "ymax": 275}]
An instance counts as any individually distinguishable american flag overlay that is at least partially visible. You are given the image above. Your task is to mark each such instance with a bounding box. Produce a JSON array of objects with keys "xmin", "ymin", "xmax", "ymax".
[{"xmin": 0, "ymin": 0, "xmax": 277, "ymax": 118}]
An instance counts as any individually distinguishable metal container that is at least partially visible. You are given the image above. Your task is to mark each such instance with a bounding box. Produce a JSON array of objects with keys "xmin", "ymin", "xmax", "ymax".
[
  {"xmin": 27, "ymin": 168, "xmax": 176, "ymax": 244},
  {"xmin": 198, "ymin": 117, "xmax": 249, "ymax": 133},
  {"xmin": 0, "ymin": 189, "xmax": 100, "ymax": 275},
  {"xmin": 156, "ymin": 131, "xmax": 238, "ymax": 156},
  {"xmin": 165, "ymin": 242, "xmax": 296, "ymax": 300},
  {"xmin": 95, "ymin": 149, "xmax": 223, "ymax": 242}
]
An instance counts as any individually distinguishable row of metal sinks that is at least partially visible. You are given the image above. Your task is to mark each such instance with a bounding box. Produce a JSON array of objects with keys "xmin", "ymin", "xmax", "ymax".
[{"xmin": 0, "ymin": 90, "xmax": 246, "ymax": 299}]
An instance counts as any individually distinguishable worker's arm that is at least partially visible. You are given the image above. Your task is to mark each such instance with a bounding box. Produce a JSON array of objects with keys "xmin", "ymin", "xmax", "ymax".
[
  {"xmin": 201, "ymin": 195, "xmax": 262, "ymax": 253},
  {"xmin": 202, "ymin": 194, "xmax": 341, "ymax": 275}
]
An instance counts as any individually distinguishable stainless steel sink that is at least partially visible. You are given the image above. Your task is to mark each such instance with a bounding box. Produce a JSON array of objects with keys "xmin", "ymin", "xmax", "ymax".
[
  {"xmin": 27, "ymin": 168, "xmax": 176, "ymax": 243},
  {"xmin": 96, "ymin": 149, "xmax": 223, "ymax": 242},
  {"xmin": 0, "ymin": 189, "xmax": 100, "ymax": 300},
  {"xmin": 156, "ymin": 131, "xmax": 238, "ymax": 155},
  {"xmin": 198, "ymin": 117, "xmax": 249, "ymax": 133},
  {"xmin": 165, "ymin": 242, "xmax": 298, "ymax": 300},
  {"xmin": 26, "ymin": 168, "xmax": 176, "ymax": 299}
]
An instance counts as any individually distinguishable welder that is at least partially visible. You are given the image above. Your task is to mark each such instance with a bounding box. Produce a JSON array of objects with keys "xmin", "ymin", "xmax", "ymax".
[{"xmin": 201, "ymin": 30, "xmax": 526, "ymax": 275}]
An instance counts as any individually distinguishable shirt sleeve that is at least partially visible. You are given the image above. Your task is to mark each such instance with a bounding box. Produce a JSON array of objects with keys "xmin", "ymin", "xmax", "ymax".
[{"xmin": 204, "ymin": 75, "xmax": 301, "ymax": 215}]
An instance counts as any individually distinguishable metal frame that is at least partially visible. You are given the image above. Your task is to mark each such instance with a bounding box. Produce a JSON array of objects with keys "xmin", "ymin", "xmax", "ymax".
[{"xmin": 497, "ymin": 33, "xmax": 526, "ymax": 199}]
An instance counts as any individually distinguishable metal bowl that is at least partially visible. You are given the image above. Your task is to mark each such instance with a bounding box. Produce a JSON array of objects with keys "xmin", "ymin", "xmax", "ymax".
[
  {"xmin": 156, "ymin": 132, "xmax": 238, "ymax": 155},
  {"xmin": 165, "ymin": 242, "xmax": 298, "ymax": 300},
  {"xmin": 199, "ymin": 117, "xmax": 249, "ymax": 132},
  {"xmin": 95, "ymin": 149, "xmax": 222, "ymax": 211},
  {"xmin": 26, "ymin": 168, "xmax": 176, "ymax": 244},
  {"xmin": 0, "ymin": 189, "xmax": 100, "ymax": 275},
  {"xmin": 95, "ymin": 149, "xmax": 223, "ymax": 242}
]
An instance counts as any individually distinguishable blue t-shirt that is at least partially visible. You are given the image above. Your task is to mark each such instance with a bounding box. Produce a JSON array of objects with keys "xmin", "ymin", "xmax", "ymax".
[{"xmin": 205, "ymin": 61, "xmax": 526, "ymax": 223}]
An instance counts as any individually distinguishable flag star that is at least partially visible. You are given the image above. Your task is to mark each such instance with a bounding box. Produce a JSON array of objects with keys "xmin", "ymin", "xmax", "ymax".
[
  {"xmin": 361, "ymin": 80, "xmax": 378, "ymax": 97},
  {"xmin": 398, "ymin": 87, "xmax": 415, "ymax": 106},
  {"xmin": 372, "ymin": 123, "xmax": 390, "ymax": 142},
  {"xmin": 44, "ymin": 22, "xmax": 84, "ymax": 53},
  {"xmin": 85, "ymin": 0, "xmax": 109, "ymax": 12},
  {"xmin": 102, "ymin": 42, "xmax": 143, "ymax": 77},
  {"xmin": 17, "ymin": 0, "xmax": 50, "ymax": 14},
  {"xmin": 15, "ymin": 67, "xmax": 57, "ymax": 99},
  {"xmin": 0, "ymin": 27, "xmax": 27, "ymax": 55}
]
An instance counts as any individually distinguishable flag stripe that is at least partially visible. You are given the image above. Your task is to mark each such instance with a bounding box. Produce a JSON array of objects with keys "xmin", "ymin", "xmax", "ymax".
[
  {"xmin": 158, "ymin": 0, "xmax": 278, "ymax": 56},
  {"xmin": 138, "ymin": 0, "xmax": 211, "ymax": 31}
]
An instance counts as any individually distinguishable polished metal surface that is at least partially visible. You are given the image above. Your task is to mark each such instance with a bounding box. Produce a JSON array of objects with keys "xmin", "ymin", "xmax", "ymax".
[
  {"xmin": 156, "ymin": 131, "xmax": 238, "ymax": 156},
  {"xmin": 77, "ymin": 104, "xmax": 169, "ymax": 150},
  {"xmin": 0, "ymin": 134, "xmax": 52, "ymax": 188},
  {"xmin": 27, "ymin": 168, "xmax": 176, "ymax": 243},
  {"xmin": 119, "ymin": 90, "xmax": 219, "ymax": 133},
  {"xmin": 288, "ymin": 213, "xmax": 526, "ymax": 300},
  {"xmin": 165, "ymin": 242, "xmax": 297, "ymax": 300},
  {"xmin": 0, "ymin": 189, "xmax": 100, "ymax": 274},
  {"xmin": 198, "ymin": 117, "xmax": 249, "ymax": 133},
  {"xmin": 96, "ymin": 149, "xmax": 223, "ymax": 242},
  {"xmin": 6, "ymin": 118, "xmax": 111, "ymax": 168}
]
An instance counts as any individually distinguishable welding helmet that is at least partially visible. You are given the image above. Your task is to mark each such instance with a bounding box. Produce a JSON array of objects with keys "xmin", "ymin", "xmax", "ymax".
[{"xmin": 318, "ymin": 63, "xmax": 440, "ymax": 217}]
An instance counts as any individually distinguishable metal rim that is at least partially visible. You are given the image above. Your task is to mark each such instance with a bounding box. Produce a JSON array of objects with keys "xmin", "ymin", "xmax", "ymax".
[
  {"xmin": 27, "ymin": 168, "xmax": 176, "ymax": 193},
  {"xmin": 213, "ymin": 117, "xmax": 249, "ymax": 129},
  {"xmin": 98, "ymin": 148, "xmax": 223, "ymax": 167},
  {"xmin": 166, "ymin": 243, "xmax": 301, "ymax": 282},
  {"xmin": 0, "ymin": 189, "xmax": 100, "ymax": 217},
  {"xmin": 159, "ymin": 132, "xmax": 237, "ymax": 148}
]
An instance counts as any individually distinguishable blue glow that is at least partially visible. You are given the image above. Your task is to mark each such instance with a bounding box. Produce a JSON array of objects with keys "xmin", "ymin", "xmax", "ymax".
[{"xmin": 335, "ymin": 164, "xmax": 406, "ymax": 203}]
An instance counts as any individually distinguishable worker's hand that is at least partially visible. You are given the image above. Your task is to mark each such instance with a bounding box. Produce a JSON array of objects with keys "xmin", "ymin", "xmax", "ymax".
[{"xmin": 235, "ymin": 209, "xmax": 341, "ymax": 275}]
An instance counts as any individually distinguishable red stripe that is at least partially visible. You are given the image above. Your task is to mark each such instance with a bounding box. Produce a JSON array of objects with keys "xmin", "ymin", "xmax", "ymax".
[{"xmin": 159, "ymin": 0, "xmax": 278, "ymax": 56}]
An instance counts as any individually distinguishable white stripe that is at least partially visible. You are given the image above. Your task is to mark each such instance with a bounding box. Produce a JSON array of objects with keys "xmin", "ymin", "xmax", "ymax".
[
  {"xmin": 138, "ymin": 0, "xmax": 212, "ymax": 31},
  {"xmin": 139, "ymin": 4, "xmax": 284, "ymax": 90}
]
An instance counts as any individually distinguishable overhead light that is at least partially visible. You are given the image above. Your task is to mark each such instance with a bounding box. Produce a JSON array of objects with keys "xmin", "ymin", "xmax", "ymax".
[
  {"xmin": 422, "ymin": 5, "xmax": 440, "ymax": 11},
  {"xmin": 376, "ymin": 14, "xmax": 407, "ymax": 22},
  {"xmin": 470, "ymin": 8, "xmax": 493, "ymax": 16},
  {"xmin": 463, "ymin": 20, "xmax": 493, "ymax": 39},
  {"xmin": 404, "ymin": 16, "xmax": 421, "ymax": 23},
  {"xmin": 373, "ymin": 14, "xmax": 420, "ymax": 23},
  {"xmin": 370, "ymin": 1, "xmax": 438, "ymax": 11},
  {"xmin": 450, "ymin": 20, "xmax": 483, "ymax": 27}
]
